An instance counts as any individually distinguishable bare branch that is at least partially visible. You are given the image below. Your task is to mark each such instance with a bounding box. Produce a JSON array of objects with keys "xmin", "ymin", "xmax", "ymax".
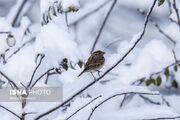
[
  {"xmin": 150, "ymin": 60, "xmax": 180, "ymax": 77},
  {"xmin": 30, "ymin": 68, "xmax": 55, "ymax": 89},
  {"xmin": 0, "ymin": 71, "xmax": 19, "ymax": 90},
  {"xmin": 88, "ymin": 92, "xmax": 160, "ymax": 120},
  {"xmin": 137, "ymin": 9, "xmax": 176, "ymax": 44},
  {"xmin": 5, "ymin": 38, "xmax": 35, "ymax": 63},
  {"xmin": 90, "ymin": 0, "xmax": 117, "ymax": 53},
  {"xmin": 44, "ymin": 71, "xmax": 57, "ymax": 84},
  {"xmin": 69, "ymin": 0, "xmax": 112, "ymax": 26},
  {"xmin": 167, "ymin": 0, "xmax": 179, "ymax": 25},
  {"xmin": 154, "ymin": 24, "xmax": 176, "ymax": 44},
  {"xmin": 0, "ymin": 32, "xmax": 10, "ymax": 34},
  {"xmin": 27, "ymin": 54, "xmax": 45, "ymax": 88},
  {"xmin": 10, "ymin": 0, "xmax": 36, "ymax": 26},
  {"xmin": 65, "ymin": 95, "xmax": 102, "ymax": 120},
  {"xmin": 12, "ymin": 0, "xmax": 27, "ymax": 26},
  {"xmin": 34, "ymin": 0, "xmax": 156, "ymax": 119},
  {"xmin": 103, "ymin": 37, "xmax": 121, "ymax": 51},
  {"xmin": 172, "ymin": 50, "xmax": 178, "ymax": 63},
  {"xmin": 120, "ymin": 78, "xmax": 145, "ymax": 108},
  {"xmin": 172, "ymin": 0, "xmax": 180, "ymax": 28},
  {"xmin": 0, "ymin": 105, "xmax": 21, "ymax": 119},
  {"xmin": 143, "ymin": 115, "xmax": 180, "ymax": 120},
  {"xmin": 139, "ymin": 95, "xmax": 161, "ymax": 105}
]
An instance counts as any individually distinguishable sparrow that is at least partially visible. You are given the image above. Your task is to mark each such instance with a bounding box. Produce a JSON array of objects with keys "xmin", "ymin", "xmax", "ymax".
[{"xmin": 78, "ymin": 50, "xmax": 105, "ymax": 77}]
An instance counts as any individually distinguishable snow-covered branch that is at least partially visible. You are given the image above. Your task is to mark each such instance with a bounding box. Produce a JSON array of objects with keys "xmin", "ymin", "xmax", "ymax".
[{"xmin": 34, "ymin": 0, "xmax": 157, "ymax": 119}]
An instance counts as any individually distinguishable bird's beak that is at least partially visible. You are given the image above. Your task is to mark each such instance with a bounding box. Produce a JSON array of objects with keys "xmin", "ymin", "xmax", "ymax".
[{"xmin": 103, "ymin": 51, "xmax": 106, "ymax": 54}]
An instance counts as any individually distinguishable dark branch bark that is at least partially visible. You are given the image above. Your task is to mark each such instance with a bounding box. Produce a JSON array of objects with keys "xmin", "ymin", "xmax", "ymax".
[
  {"xmin": 69, "ymin": 0, "xmax": 112, "ymax": 26},
  {"xmin": 0, "ymin": 71, "xmax": 19, "ymax": 90},
  {"xmin": 65, "ymin": 95, "xmax": 102, "ymax": 120},
  {"xmin": 167, "ymin": 0, "xmax": 178, "ymax": 25},
  {"xmin": 142, "ymin": 116, "xmax": 180, "ymax": 120},
  {"xmin": 137, "ymin": 8, "xmax": 176, "ymax": 44},
  {"xmin": 12, "ymin": 0, "xmax": 27, "ymax": 26},
  {"xmin": 139, "ymin": 95, "xmax": 161, "ymax": 105},
  {"xmin": 0, "ymin": 105, "xmax": 21, "ymax": 119},
  {"xmin": 27, "ymin": 54, "xmax": 44, "ymax": 88},
  {"xmin": 172, "ymin": 0, "xmax": 180, "ymax": 28},
  {"xmin": 88, "ymin": 92, "xmax": 160, "ymax": 120},
  {"xmin": 30, "ymin": 68, "xmax": 54, "ymax": 89}
]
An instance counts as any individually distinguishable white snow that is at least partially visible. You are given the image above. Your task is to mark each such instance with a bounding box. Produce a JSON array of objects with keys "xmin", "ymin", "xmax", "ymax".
[{"xmin": 0, "ymin": 0, "xmax": 180, "ymax": 120}]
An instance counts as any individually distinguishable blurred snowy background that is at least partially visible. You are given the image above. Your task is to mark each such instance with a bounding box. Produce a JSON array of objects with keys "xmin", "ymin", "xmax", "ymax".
[{"xmin": 0, "ymin": 0, "xmax": 180, "ymax": 120}]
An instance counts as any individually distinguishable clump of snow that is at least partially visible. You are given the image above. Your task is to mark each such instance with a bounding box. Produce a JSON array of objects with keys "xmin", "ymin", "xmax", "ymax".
[
  {"xmin": 35, "ymin": 22, "xmax": 80, "ymax": 68},
  {"xmin": 117, "ymin": 39, "xmax": 174, "ymax": 84},
  {"xmin": 165, "ymin": 23, "xmax": 180, "ymax": 42},
  {"xmin": 0, "ymin": 18, "xmax": 11, "ymax": 32},
  {"xmin": 61, "ymin": 0, "xmax": 80, "ymax": 12}
]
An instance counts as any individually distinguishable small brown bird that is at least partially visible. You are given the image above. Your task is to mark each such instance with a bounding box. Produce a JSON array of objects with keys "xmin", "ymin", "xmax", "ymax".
[{"xmin": 78, "ymin": 50, "xmax": 105, "ymax": 77}]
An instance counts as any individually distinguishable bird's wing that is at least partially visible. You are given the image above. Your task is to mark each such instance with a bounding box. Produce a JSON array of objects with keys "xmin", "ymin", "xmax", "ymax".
[{"xmin": 85, "ymin": 62, "xmax": 103, "ymax": 71}]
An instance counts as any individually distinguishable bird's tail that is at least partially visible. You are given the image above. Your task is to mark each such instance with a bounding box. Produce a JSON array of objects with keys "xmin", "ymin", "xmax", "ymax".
[{"xmin": 78, "ymin": 70, "xmax": 85, "ymax": 77}]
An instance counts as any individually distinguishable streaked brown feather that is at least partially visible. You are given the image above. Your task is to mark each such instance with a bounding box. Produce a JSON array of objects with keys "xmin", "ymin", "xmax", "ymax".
[{"xmin": 78, "ymin": 50, "xmax": 105, "ymax": 77}]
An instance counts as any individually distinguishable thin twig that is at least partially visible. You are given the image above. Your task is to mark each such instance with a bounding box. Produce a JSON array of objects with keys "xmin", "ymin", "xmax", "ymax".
[
  {"xmin": 167, "ymin": 0, "xmax": 179, "ymax": 25},
  {"xmin": 69, "ymin": 0, "xmax": 112, "ymax": 26},
  {"xmin": 137, "ymin": 9, "xmax": 176, "ymax": 44},
  {"xmin": 150, "ymin": 60, "xmax": 180, "ymax": 77},
  {"xmin": 154, "ymin": 24, "xmax": 176, "ymax": 44},
  {"xmin": 5, "ymin": 38, "xmax": 35, "ymax": 62},
  {"xmin": 34, "ymin": 0, "xmax": 156, "ymax": 119},
  {"xmin": 120, "ymin": 59, "xmax": 180, "ymax": 108},
  {"xmin": 27, "ymin": 54, "xmax": 44, "ymax": 88},
  {"xmin": 30, "ymin": 68, "xmax": 54, "ymax": 89},
  {"xmin": 90, "ymin": 0, "xmax": 117, "ymax": 53},
  {"xmin": 139, "ymin": 95, "xmax": 161, "ymax": 105},
  {"xmin": 45, "ymin": 71, "xmax": 58, "ymax": 84},
  {"xmin": 88, "ymin": 92, "xmax": 160, "ymax": 120},
  {"xmin": 120, "ymin": 58, "xmax": 180, "ymax": 108},
  {"xmin": 143, "ymin": 115, "xmax": 180, "ymax": 120},
  {"xmin": 161, "ymin": 95, "xmax": 170, "ymax": 107},
  {"xmin": 0, "ymin": 71, "xmax": 19, "ymax": 90},
  {"xmin": 0, "ymin": 105, "xmax": 21, "ymax": 119},
  {"xmin": 66, "ymin": 95, "xmax": 102, "ymax": 120},
  {"xmin": 120, "ymin": 78, "xmax": 145, "ymax": 108},
  {"xmin": 12, "ymin": 0, "xmax": 27, "ymax": 26},
  {"xmin": 0, "ymin": 32, "xmax": 10, "ymax": 34},
  {"xmin": 103, "ymin": 38, "xmax": 121, "ymax": 51},
  {"xmin": 172, "ymin": 50, "xmax": 178, "ymax": 63},
  {"xmin": 172, "ymin": 0, "xmax": 180, "ymax": 28}
]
